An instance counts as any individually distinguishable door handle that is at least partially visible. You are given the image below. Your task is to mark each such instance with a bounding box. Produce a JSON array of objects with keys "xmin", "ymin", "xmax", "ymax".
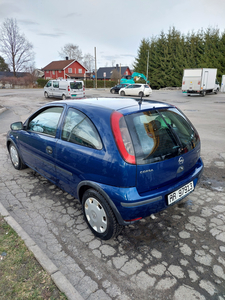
[{"xmin": 46, "ymin": 146, "xmax": 53, "ymax": 154}]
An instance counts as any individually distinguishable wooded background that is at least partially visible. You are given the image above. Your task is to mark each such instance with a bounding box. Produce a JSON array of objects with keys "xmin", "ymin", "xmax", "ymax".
[{"xmin": 133, "ymin": 27, "xmax": 225, "ymax": 89}]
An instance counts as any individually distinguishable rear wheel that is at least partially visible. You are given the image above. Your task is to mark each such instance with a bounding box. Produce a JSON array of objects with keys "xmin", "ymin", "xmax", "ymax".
[
  {"xmin": 111, "ymin": 89, "xmax": 115, "ymax": 94},
  {"xmin": 9, "ymin": 143, "xmax": 26, "ymax": 170},
  {"xmin": 82, "ymin": 189, "xmax": 122, "ymax": 240},
  {"xmin": 62, "ymin": 94, "xmax": 66, "ymax": 100},
  {"xmin": 139, "ymin": 91, "xmax": 144, "ymax": 97},
  {"xmin": 120, "ymin": 91, "xmax": 125, "ymax": 96}
]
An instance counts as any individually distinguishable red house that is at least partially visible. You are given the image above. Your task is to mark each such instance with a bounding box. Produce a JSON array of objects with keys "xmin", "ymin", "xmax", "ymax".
[{"xmin": 42, "ymin": 59, "xmax": 87, "ymax": 80}]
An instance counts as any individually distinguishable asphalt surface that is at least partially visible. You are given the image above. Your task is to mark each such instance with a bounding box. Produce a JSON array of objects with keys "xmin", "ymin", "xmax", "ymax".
[{"xmin": 0, "ymin": 88, "xmax": 225, "ymax": 300}]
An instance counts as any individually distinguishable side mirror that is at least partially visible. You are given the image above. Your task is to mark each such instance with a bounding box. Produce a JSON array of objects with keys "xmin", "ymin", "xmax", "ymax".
[{"xmin": 10, "ymin": 122, "xmax": 24, "ymax": 131}]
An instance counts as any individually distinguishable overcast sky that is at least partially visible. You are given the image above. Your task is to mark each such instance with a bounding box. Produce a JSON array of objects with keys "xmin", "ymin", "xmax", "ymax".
[{"xmin": 0, "ymin": 0, "xmax": 225, "ymax": 70}]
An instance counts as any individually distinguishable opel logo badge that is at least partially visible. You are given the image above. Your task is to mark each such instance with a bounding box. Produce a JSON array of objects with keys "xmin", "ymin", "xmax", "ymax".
[{"xmin": 178, "ymin": 157, "xmax": 184, "ymax": 165}]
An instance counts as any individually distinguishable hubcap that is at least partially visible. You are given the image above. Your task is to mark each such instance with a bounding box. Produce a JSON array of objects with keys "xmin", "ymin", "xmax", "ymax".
[
  {"xmin": 84, "ymin": 197, "xmax": 107, "ymax": 233},
  {"xmin": 10, "ymin": 146, "xmax": 19, "ymax": 167}
]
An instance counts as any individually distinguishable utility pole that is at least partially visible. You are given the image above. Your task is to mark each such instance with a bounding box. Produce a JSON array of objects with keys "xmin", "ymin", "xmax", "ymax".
[
  {"xmin": 120, "ymin": 63, "xmax": 121, "ymax": 83},
  {"xmin": 95, "ymin": 47, "xmax": 97, "ymax": 89},
  {"xmin": 146, "ymin": 50, "xmax": 149, "ymax": 84}
]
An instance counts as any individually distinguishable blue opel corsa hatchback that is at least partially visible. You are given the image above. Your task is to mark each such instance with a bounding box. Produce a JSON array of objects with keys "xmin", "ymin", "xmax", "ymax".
[{"xmin": 7, "ymin": 98, "xmax": 204, "ymax": 240}]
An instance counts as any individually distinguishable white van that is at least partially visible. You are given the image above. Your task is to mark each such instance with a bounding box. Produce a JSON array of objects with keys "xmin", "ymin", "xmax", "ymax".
[{"xmin": 44, "ymin": 79, "xmax": 85, "ymax": 100}]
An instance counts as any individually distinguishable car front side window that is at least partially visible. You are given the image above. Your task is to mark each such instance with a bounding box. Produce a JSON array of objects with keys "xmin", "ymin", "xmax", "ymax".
[
  {"xmin": 62, "ymin": 108, "xmax": 102, "ymax": 150},
  {"xmin": 46, "ymin": 81, "xmax": 52, "ymax": 87},
  {"xmin": 27, "ymin": 106, "xmax": 63, "ymax": 137}
]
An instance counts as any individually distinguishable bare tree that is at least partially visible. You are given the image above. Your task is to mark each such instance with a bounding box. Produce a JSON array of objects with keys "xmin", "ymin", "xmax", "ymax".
[
  {"xmin": 0, "ymin": 18, "xmax": 35, "ymax": 76},
  {"xmin": 59, "ymin": 43, "xmax": 83, "ymax": 61},
  {"xmin": 82, "ymin": 53, "xmax": 94, "ymax": 72},
  {"xmin": 111, "ymin": 69, "xmax": 121, "ymax": 83}
]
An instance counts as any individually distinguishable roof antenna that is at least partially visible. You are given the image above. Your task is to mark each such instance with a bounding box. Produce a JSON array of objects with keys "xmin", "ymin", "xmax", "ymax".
[{"xmin": 138, "ymin": 93, "xmax": 143, "ymax": 109}]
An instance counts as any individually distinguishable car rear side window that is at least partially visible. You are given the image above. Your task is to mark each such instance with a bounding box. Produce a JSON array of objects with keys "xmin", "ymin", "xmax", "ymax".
[
  {"xmin": 126, "ymin": 108, "xmax": 200, "ymax": 165},
  {"xmin": 62, "ymin": 108, "xmax": 102, "ymax": 150},
  {"xmin": 27, "ymin": 106, "xmax": 63, "ymax": 137}
]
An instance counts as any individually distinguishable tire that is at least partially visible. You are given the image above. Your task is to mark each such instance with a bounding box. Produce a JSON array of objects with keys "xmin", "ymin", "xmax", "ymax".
[
  {"xmin": 111, "ymin": 89, "xmax": 115, "ymax": 94},
  {"xmin": 120, "ymin": 91, "xmax": 125, "ymax": 96},
  {"xmin": 201, "ymin": 91, "xmax": 206, "ymax": 97},
  {"xmin": 9, "ymin": 143, "xmax": 26, "ymax": 170},
  {"xmin": 139, "ymin": 91, "xmax": 144, "ymax": 97},
  {"xmin": 62, "ymin": 94, "xmax": 66, "ymax": 100},
  {"xmin": 82, "ymin": 189, "xmax": 122, "ymax": 240},
  {"xmin": 44, "ymin": 91, "xmax": 49, "ymax": 98}
]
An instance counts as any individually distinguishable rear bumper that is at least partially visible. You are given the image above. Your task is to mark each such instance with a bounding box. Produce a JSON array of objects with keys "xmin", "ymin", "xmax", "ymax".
[{"xmin": 96, "ymin": 157, "xmax": 204, "ymax": 225}]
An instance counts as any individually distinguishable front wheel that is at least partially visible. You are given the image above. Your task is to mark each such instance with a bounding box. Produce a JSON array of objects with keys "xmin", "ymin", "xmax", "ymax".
[
  {"xmin": 9, "ymin": 143, "xmax": 26, "ymax": 170},
  {"xmin": 44, "ymin": 91, "xmax": 49, "ymax": 98},
  {"xmin": 120, "ymin": 91, "xmax": 125, "ymax": 96},
  {"xmin": 82, "ymin": 189, "xmax": 122, "ymax": 240}
]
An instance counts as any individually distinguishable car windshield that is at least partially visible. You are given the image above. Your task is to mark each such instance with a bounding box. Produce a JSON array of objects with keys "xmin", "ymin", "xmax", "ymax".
[{"xmin": 125, "ymin": 107, "xmax": 200, "ymax": 165}]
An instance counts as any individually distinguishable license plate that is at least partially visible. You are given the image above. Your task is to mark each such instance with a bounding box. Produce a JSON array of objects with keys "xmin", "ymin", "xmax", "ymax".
[
  {"xmin": 71, "ymin": 94, "xmax": 77, "ymax": 97},
  {"xmin": 167, "ymin": 181, "xmax": 194, "ymax": 205}
]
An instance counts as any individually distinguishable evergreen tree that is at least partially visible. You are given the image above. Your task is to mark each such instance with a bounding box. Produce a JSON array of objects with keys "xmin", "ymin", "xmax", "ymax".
[
  {"xmin": 133, "ymin": 38, "xmax": 150, "ymax": 75},
  {"xmin": 134, "ymin": 26, "xmax": 225, "ymax": 89},
  {"xmin": 0, "ymin": 55, "xmax": 9, "ymax": 71}
]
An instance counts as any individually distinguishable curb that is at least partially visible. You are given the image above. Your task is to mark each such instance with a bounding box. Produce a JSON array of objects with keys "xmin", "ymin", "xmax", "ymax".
[{"xmin": 0, "ymin": 202, "xmax": 84, "ymax": 300}]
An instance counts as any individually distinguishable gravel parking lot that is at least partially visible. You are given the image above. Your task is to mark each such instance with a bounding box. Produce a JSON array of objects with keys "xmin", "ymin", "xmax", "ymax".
[{"xmin": 0, "ymin": 88, "xmax": 225, "ymax": 300}]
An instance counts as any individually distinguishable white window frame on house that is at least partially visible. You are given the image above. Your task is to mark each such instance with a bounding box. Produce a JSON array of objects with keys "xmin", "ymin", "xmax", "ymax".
[
  {"xmin": 52, "ymin": 71, "xmax": 55, "ymax": 75},
  {"xmin": 59, "ymin": 70, "xmax": 61, "ymax": 73},
  {"xmin": 78, "ymin": 69, "xmax": 82, "ymax": 74},
  {"xmin": 68, "ymin": 68, "xmax": 72, "ymax": 73},
  {"xmin": 126, "ymin": 71, "xmax": 128, "ymax": 75}
]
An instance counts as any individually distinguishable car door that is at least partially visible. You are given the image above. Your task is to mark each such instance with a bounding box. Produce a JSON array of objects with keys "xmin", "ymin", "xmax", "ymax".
[
  {"xmin": 52, "ymin": 81, "xmax": 60, "ymax": 98},
  {"xmin": 18, "ymin": 105, "xmax": 64, "ymax": 183},
  {"xmin": 125, "ymin": 84, "xmax": 135, "ymax": 95},
  {"xmin": 55, "ymin": 107, "xmax": 103, "ymax": 197},
  {"xmin": 133, "ymin": 84, "xmax": 142, "ymax": 96},
  {"xmin": 45, "ymin": 80, "xmax": 53, "ymax": 96}
]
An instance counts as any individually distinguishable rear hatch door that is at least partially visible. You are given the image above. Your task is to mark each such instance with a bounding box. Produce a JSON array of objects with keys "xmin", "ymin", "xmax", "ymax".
[{"xmin": 126, "ymin": 107, "xmax": 200, "ymax": 194}]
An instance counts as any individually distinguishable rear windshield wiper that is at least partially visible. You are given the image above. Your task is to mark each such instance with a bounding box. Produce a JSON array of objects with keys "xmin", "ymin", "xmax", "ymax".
[{"xmin": 155, "ymin": 109, "xmax": 183, "ymax": 154}]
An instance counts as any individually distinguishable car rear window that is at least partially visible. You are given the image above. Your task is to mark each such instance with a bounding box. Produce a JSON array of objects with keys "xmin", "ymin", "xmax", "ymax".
[
  {"xmin": 70, "ymin": 82, "xmax": 83, "ymax": 89},
  {"xmin": 125, "ymin": 108, "xmax": 200, "ymax": 165}
]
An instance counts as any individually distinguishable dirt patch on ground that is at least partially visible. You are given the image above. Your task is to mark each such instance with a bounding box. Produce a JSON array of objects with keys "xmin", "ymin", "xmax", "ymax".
[{"xmin": 199, "ymin": 160, "xmax": 225, "ymax": 192}]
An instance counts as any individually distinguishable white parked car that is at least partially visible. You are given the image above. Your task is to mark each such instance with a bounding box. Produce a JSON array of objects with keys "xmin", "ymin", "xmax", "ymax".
[{"xmin": 119, "ymin": 84, "xmax": 152, "ymax": 97}]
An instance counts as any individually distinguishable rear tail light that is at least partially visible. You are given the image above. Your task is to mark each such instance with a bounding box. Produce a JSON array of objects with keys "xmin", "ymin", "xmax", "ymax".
[
  {"xmin": 198, "ymin": 81, "xmax": 201, "ymax": 85},
  {"xmin": 68, "ymin": 86, "xmax": 70, "ymax": 92},
  {"xmin": 111, "ymin": 112, "xmax": 136, "ymax": 164},
  {"xmin": 182, "ymin": 81, "xmax": 185, "ymax": 85}
]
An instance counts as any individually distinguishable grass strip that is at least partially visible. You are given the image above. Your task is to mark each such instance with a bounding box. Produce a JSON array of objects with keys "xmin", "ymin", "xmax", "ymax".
[{"xmin": 0, "ymin": 216, "xmax": 67, "ymax": 300}]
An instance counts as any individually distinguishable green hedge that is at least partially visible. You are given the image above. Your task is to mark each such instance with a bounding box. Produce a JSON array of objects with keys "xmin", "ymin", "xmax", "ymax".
[
  {"xmin": 84, "ymin": 80, "xmax": 117, "ymax": 88},
  {"xmin": 37, "ymin": 78, "xmax": 118, "ymax": 89},
  {"xmin": 37, "ymin": 78, "xmax": 48, "ymax": 87}
]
